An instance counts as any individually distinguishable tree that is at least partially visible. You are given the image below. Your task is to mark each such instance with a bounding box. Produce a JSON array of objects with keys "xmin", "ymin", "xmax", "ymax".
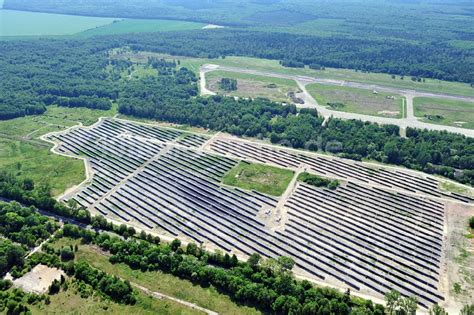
[
  {"xmin": 247, "ymin": 253, "xmax": 261, "ymax": 268},
  {"xmin": 429, "ymin": 304, "xmax": 448, "ymax": 315},
  {"xmin": 170, "ymin": 239, "xmax": 181, "ymax": 251},
  {"xmin": 49, "ymin": 279, "xmax": 61, "ymax": 294},
  {"xmin": 278, "ymin": 256, "xmax": 295, "ymax": 272}
]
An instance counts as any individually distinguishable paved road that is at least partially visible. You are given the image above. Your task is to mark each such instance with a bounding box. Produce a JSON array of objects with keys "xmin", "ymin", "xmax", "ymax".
[{"xmin": 200, "ymin": 65, "xmax": 474, "ymax": 137}]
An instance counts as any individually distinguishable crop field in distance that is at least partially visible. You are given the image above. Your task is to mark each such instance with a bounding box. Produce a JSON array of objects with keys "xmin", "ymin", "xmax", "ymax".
[
  {"xmin": 0, "ymin": 9, "xmax": 116, "ymax": 37},
  {"xmin": 43, "ymin": 117, "xmax": 474, "ymax": 309},
  {"xmin": 75, "ymin": 19, "xmax": 206, "ymax": 37},
  {"xmin": 414, "ymin": 97, "xmax": 474, "ymax": 130}
]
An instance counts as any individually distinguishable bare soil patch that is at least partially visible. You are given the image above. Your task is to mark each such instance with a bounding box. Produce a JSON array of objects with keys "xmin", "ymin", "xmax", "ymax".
[
  {"xmin": 442, "ymin": 202, "xmax": 474, "ymax": 312},
  {"xmin": 13, "ymin": 264, "xmax": 65, "ymax": 294}
]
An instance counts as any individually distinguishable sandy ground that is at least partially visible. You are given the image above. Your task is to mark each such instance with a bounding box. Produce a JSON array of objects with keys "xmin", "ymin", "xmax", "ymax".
[
  {"xmin": 442, "ymin": 202, "xmax": 474, "ymax": 313},
  {"xmin": 13, "ymin": 265, "xmax": 65, "ymax": 294}
]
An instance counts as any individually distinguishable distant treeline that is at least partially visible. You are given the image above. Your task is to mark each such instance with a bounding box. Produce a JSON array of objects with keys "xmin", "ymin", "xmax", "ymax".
[{"xmin": 119, "ymin": 30, "xmax": 473, "ymax": 83}]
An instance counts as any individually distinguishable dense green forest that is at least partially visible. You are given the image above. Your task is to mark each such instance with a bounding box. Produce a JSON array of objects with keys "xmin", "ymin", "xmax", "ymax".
[
  {"xmin": 0, "ymin": 39, "xmax": 115, "ymax": 119},
  {"xmin": 121, "ymin": 30, "xmax": 473, "ymax": 83}
]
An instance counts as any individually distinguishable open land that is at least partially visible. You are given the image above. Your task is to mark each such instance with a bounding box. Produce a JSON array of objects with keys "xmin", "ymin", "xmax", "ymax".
[
  {"xmin": 414, "ymin": 97, "xmax": 474, "ymax": 130},
  {"xmin": 0, "ymin": 9, "xmax": 116, "ymax": 37},
  {"xmin": 205, "ymin": 70, "xmax": 299, "ymax": 103},
  {"xmin": 306, "ymin": 84, "xmax": 405, "ymax": 118},
  {"xmin": 42, "ymin": 117, "xmax": 474, "ymax": 310},
  {"xmin": 75, "ymin": 19, "xmax": 205, "ymax": 37},
  {"xmin": 0, "ymin": 105, "xmax": 117, "ymax": 196},
  {"xmin": 222, "ymin": 161, "xmax": 295, "ymax": 196}
]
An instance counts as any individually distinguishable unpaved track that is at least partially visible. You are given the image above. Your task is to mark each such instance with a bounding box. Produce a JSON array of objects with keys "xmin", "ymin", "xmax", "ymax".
[
  {"xmin": 133, "ymin": 283, "xmax": 218, "ymax": 315},
  {"xmin": 200, "ymin": 65, "xmax": 474, "ymax": 137}
]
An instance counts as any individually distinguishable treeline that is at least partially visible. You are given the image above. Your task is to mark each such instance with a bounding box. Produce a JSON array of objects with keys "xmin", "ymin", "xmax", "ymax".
[
  {"xmin": 118, "ymin": 29, "xmax": 474, "ymax": 83},
  {"xmin": 0, "ymin": 240, "xmax": 25, "ymax": 277},
  {"xmin": 0, "ymin": 171, "xmax": 91, "ymax": 222},
  {"xmin": 117, "ymin": 67, "xmax": 474, "ymax": 185},
  {"xmin": 0, "ymin": 202, "xmax": 59, "ymax": 248},
  {"xmin": 62, "ymin": 224, "xmax": 385, "ymax": 314},
  {"xmin": 56, "ymin": 96, "xmax": 111, "ymax": 110}
]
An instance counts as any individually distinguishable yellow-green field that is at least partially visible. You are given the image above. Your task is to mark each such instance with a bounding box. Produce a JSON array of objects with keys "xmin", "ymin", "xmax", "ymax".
[
  {"xmin": 307, "ymin": 84, "xmax": 405, "ymax": 118},
  {"xmin": 206, "ymin": 70, "xmax": 299, "ymax": 102},
  {"xmin": 222, "ymin": 161, "xmax": 294, "ymax": 196},
  {"xmin": 0, "ymin": 105, "xmax": 117, "ymax": 196},
  {"xmin": 413, "ymin": 97, "xmax": 474, "ymax": 129}
]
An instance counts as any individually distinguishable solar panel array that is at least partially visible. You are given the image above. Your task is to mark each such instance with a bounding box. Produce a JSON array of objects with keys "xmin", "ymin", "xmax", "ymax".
[{"xmin": 44, "ymin": 118, "xmax": 463, "ymax": 307}]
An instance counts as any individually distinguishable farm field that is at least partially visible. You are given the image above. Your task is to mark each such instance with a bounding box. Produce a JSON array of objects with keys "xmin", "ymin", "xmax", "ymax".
[
  {"xmin": 206, "ymin": 70, "xmax": 299, "ymax": 103},
  {"xmin": 0, "ymin": 9, "xmax": 116, "ymax": 37},
  {"xmin": 112, "ymin": 52, "xmax": 474, "ymax": 97},
  {"xmin": 413, "ymin": 97, "xmax": 474, "ymax": 130},
  {"xmin": 306, "ymin": 84, "xmax": 404, "ymax": 118},
  {"xmin": 43, "ymin": 117, "xmax": 474, "ymax": 309},
  {"xmin": 76, "ymin": 19, "xmax": 206, "ymax": 37},
  {"xmin": 0, "ymin": 105, "xmax": 117, "ymax": 196},
  {"xmin": 222, "ymin": 161, "xmax": 295, "ymax": 196}
]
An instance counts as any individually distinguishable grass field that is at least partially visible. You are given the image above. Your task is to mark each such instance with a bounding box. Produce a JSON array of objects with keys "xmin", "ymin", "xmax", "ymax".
[
  {"xmin": 77, "ymin": 19, "xmax": 205, "ymax": 37},
  {"xmin": 206, "ymin": 70, "xmax": 298, "ymax": 102},
  {"xmin": 114, "ymin": 52, "xmax": 474, "ymax": 97},
  {"xmin": 66, "ymin": 243, "xmax": 260, "ymax": 315},
  {"xmin": 306, "ymin": 84, "xmax": 404, "ymax": 118},
  {"xmin": 30, "ymin": 282, "xmax": 202, "ymax": 315},
  {"xmin": 222, "ymin": 161, "xmax": 294, "ymax": 196},
  {"xmin": 0, "ymin": 105, "xmax": 117, "ymax": 196},
  {"xmin": 0, "ymin": 9, "xmax": 116, "ymax": 37},
  {"xmin": 413, "ymin": 97, "xmax": 474, "ymax": 129}
]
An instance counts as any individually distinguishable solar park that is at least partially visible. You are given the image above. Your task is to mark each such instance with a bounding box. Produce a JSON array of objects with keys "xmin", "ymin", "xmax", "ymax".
[{"xmin": 44, "ymin": 117, "xmax": 474, "ymax": 308}]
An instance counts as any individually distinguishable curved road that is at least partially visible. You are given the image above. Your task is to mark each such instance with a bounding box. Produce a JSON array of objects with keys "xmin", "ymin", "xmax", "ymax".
[{"xmin": 201, "ymin": 64, "xmax": 474, "ymax": 137}]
